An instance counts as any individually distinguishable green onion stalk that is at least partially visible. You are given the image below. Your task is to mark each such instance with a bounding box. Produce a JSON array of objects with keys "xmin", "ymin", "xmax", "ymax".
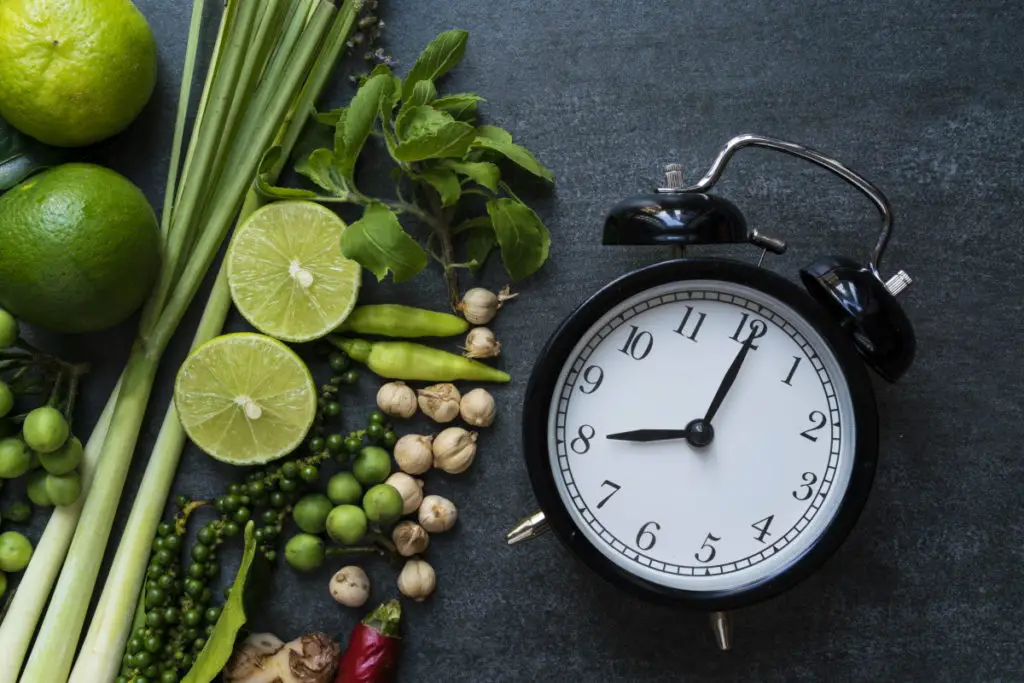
[
  {"xmin": 0, "ymin": 1, "xmax": 355, "ymax": 681},
  {"xmin": 69, "ymin": 1, "xmax": 362, "ymax": 680}
]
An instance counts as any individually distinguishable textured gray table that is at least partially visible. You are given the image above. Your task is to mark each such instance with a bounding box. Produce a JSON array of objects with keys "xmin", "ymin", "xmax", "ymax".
[{"xmin": 30, "ymin": 0, "xmax": 1024, "ymax": 681}]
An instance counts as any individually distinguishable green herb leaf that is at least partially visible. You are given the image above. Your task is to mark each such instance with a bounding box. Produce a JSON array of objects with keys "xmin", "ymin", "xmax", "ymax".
[
  {"xmin": 405, "ymin": 79, "xmax": 437, "ymax": 109},
  {"xmin": 413, "ymin": 168, "xmax": 461, "ymax": 207},
  {"xmin": 440, "ymin": 159, "xmax": 500, "ymax": 192},
  {"xmin": 0, "ymin": 117, "xmax": 63, "ymax": 191},
  {"xmin": 432, "ymin": 93, "xmax": 485, "ymax": 122},
  {"xmin": 456, "ymin": 216, "xmax": 497, "ymax": 271},
  {"xmin": 472, "ymin": 126, "xmax": 554, "ymax": 183},
  {"xmin": 402, "ymin": 29, "xmax": 469, "ymax": 101},
  {"xmin": 486, "ymin": 198, "xmax": 551, "ymax": 280},
  {"xmin": 340, "ymin": 201, "xmax": 428, "ymax": 282},
  {"xmin": 255, "ymin": 147, "xmax": 320, "ymax": 200},
  {"xmin": 296, "ymin": 148, "xmax": 348, "ymax": 196},
  {"xmin": 393, "ymin": 107, "xmax": 475, "ymax": 162},
  {"xmin": 181, "ymin": 522, "xmax": 259, "ymax": 683},
  {"xmin": 337, "ymin": 73, "xmax": 392, "ymax": 180},
  {"xmin": 314, "ymin": 107, "xmax": 345, "ymax": 126}
]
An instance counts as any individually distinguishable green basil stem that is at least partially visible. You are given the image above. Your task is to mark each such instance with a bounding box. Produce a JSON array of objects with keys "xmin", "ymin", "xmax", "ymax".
[
  {"xmin": 0, "ymin": 378, "xmax": 120, "ymax": 681},
  {"xmin": 161, "ymin": 0, "xmax": 207, "ymax": 238},
  {"xmin": 19, "ymin": 5, "xmax": 337, "ymax": 682},
  {"xmin": 71, "ymin": 1, "xmax": 361, "ymax": 679}
]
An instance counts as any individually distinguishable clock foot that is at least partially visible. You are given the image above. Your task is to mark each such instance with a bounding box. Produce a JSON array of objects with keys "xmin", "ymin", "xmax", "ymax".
[
  {"xmin": 505, "ymin": 510, "xmax": 549, "ymax": 545},
  {"xmin": 709, "ymin": 611, "xmax": 732, "ymax": 651}
]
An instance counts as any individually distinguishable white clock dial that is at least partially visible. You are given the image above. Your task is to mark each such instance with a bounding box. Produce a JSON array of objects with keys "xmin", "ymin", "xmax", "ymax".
[{"xmin": 546, "ymin": 279, "xmax": 856, "ymax": 592}]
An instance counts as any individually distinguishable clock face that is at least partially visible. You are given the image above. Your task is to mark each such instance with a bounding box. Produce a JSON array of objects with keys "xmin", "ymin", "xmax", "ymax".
[{"xmin": 545, "ymin": 278, "xmax": 858, "ymax": 593}]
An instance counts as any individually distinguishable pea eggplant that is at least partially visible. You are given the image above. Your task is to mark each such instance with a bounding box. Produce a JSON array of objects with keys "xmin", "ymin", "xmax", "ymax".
[
  {"xmin": 334, "ymin": 600, "xmax": 402, "ymax": 683},
  {"xmin": 329, "ymin": 337, "xmax": 510, "ymax": 383},
  {"xmin": 337, "ymin": 304, "xmax": 469, "ymax": 338}
]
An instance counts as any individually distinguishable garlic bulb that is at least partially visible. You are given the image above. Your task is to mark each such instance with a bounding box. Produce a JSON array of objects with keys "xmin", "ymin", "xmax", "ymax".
[
  {"xmin": 432, "ymin": 426, "xmax": 478, "ymax": 473},
  {"xmin": 392, "ymin": 521, "xmax": 430, "ymax": 557},
  {"xmin": 386, "ymin": 472, "xmax": 424, "ymax": 515},
  {"xmin": 457, "ymin": 286, "xmax": 517, "ymax": 325},
  {"xmin": 418, "ymin": 494, "xmax": 457, "ymax": 533},
  {"xmin": 393, "ymin": 434, "xmax": 433, "ymax": 475},
  {"xmin": 329, "ymin": 566, "xmax": 370, "ymax": 608},
  {"xmin": 397, "ymin": 558, "xmax": 436, "ymax": 602},
  {"xmin": 459, "ymin": 388, "xmax": 496, "ymax": 427},
  {"xmin": 417, "ymin": 383, "xmax": 461, "ymax": 423},
  {"xmin": 462, "ymin": 327, "xmax": 501, "ymax": 359},
  {"xmin": 376, "ymin": 381, "xmax": 417, "ymax": 419}
]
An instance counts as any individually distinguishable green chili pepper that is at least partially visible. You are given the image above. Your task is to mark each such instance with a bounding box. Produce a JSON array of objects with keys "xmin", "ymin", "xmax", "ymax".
[
  {"xmin": 329, "ymin": 337, "xmax": 510, "ymax": 383},
  {"xmin": 336, "ymin": 304, "xmax": 469, "ymax": 338}
]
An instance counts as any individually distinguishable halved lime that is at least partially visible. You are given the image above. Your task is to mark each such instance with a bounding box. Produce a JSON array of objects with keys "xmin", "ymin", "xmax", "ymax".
[
  {"xmin": 227, "ymin": 200, "xmax": 362, "ymax": 343},
  {"xmin": 175, "ymin": 333, "xmax": 317, "ymax": 465}
]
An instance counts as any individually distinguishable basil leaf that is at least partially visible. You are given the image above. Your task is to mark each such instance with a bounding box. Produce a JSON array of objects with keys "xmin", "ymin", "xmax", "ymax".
[
  {"xmin": 432, "ymin": 93, "xmax": 484, "ymax": 122},
  {"xmin": 340, "ymin": 201, "xmax": 428, "ymax": 282},
  {"xmin": 472, "ymin": 136, "xmax": 553, "ymax": 184},
  {"xmin": 457, "ymin": 216, "xmax": 497, "ymax": 271},
  {"xmin": 486, "ymin": 198, "xmax": 551, "ymax": 280},
  {"xmin": 296, "ymin": 148, "xmax": 348, "ymax": 196},
  {"xmin": 413, "ymin": 168, "xmax": 461, "ymax": 207},
  {"xmin": 314, "ymin": 107, "xmax": 345, "ymax": 126},
  {"xmin": 182, "ymin": 522, "xmax": 259, "ymax": 683},
  {"xmin": 0, "ymin": 117, "xmax": 63, "ymax": 191},
  {"xmin": 402, "ymin": 29, "xmax": 469, "ymax": 101},
  {"xmin": 405, "ymin": 79, "xmax": 437, "ymax": 110},
  {"xmin": 337, "ymin": 73, "xmax": 391, "ymax": 180},
  {"xmin": 475, "ymin": 125, "xmax": 513, "ymax": 144},
  {"xmin": 440, "ymin": 160, "xmax": 500, "ymax": 192},
  {"xmin": 255, "ymin": 148, "xmax": 320, "ymax": 201},
  {"xmin": 394, "ymin": 107, "xmax": 475, "ymax": 162}
]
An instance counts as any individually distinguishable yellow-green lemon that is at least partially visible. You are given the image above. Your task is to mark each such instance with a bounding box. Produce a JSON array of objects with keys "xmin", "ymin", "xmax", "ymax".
[
  {"xmin": 0, "ymin": 163, "xmax": 161, "ymax": 333},
  {"xmin": 0, "ymin": 0, "xmax": 158, "ymax": 147}
]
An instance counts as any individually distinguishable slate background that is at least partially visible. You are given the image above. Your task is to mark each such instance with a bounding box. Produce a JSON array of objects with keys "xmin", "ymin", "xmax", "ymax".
[{"xmin": 14, "ymin": 0, "xmax": 1024, "ymax": 681}]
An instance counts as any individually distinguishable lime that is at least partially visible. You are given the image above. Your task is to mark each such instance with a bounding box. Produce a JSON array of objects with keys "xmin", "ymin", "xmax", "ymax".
[
  {"xmin": 0, "ymin": 0, "xmax": 157, "ymax": 147},
  {"xmin": 0, "ymin": 164, "xmax": 161, "ymax": 333},
  {"xmin": 227, "ymin": 201, "xmax": 362, "ymax": 343},
  {"xmin": 174, "ymin": 333, "xmax": 317, "ymax": 465}
]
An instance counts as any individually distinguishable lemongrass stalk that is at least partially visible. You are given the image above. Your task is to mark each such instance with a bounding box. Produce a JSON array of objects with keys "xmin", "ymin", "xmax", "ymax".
[
  {"xmin": 68, "ymin": 268, "xmax": 234, "ymax": 683},
  {"xmin": 151, "ymin": 2, "xmax": 336, "ymax": 352},
  {"xmin": 72, "ymin": 7, "xmax": 363, "ymax": 675},
  {"xmin": 160, "ymin": 0, "xmax": 206, "ymax": 237},
  {"xmin": 249, "ymin": 0, "xmax": 317, "ymax": 120},
  {"xmin": 176, "ymin": 0, "xmax": 237, "ymax": 208},
  {"xmin": 0, "ymin": 378, "xmax": 121, "ymax": 681},
  {"xmin": 19, "ymin": 351, "xmax": 160, "ymax": 683},
  {"xmin": 143, "ymin": 0, "xmax": 259, "ymax": 329}
]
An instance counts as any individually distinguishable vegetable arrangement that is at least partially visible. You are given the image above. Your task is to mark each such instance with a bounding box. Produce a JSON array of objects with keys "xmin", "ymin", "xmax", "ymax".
[{"xmin": 0, "ymin": 0, "xmax": 554, "ymax": 681}]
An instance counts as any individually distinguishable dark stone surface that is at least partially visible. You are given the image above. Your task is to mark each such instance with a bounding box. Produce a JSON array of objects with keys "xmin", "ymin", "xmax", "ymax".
[{"xmin": 14, "ymin": 0, "xmax": 1024, "ymax": 681}]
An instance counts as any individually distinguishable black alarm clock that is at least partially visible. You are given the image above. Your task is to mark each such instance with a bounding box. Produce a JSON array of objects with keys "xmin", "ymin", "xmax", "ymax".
[{"xmin": 506, "ymin": 134, "xmax": 915, "ymax": 649}]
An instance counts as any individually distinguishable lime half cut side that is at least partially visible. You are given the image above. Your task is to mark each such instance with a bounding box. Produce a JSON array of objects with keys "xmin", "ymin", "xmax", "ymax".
[
  {"xmin": 175, "ymin": 333, "xmax": 317, "ymax": 465},
  {"xmin": 227, "ymin": 200, "xmax": 362, "ymax": 343}
]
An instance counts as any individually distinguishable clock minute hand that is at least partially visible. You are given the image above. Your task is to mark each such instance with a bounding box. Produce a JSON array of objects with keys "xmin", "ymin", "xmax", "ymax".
[
  {"xmin": 606, "ymin": 429, "xmax": 694, "ymax": 442},
  {"xmin": 703, "ymin": 334, "xmax": 757, "ymax": 424}
]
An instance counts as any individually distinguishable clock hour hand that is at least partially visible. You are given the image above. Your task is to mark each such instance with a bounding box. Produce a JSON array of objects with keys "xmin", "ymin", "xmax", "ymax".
[{"xmin": 606, "ymin": 429, "xmax": 693, "ymax": 442}]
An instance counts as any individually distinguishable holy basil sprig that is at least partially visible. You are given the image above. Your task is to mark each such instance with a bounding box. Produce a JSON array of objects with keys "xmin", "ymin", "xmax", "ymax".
[{"xmin": 259, "ymin": 29, "xmax": 554, "ymax": 306}]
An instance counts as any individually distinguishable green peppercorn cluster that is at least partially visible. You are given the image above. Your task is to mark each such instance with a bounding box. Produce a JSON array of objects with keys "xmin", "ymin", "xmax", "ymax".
[
  {"xmin": 0, "ymin": 308, "xmax": 89, "ymax": 600},
  {"xmin": 116, "ymin": 346, "xmax": 404, "ymax": 681}
]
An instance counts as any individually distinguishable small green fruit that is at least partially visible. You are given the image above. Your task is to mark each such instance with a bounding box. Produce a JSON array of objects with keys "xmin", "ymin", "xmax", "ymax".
[
  {"xmin": 22, "ymin": 407, "xmax": 69, "ymax": 453},
  {"xmin": 362, "ymin": 484, "xmax": 403, "ymax": 526},
  {"xmin": 39, "ymin": 436, "xmax": 83, "ymax": 475},
  {"xmin": 326, "ymin": 504, "xmax": 367, "ymax": 545},
  {"xmin": 284, "ymin": 533, "xmax": 324, "ymax": 572},
  {"xmin": 45, "ymin": 471, "xmax": 82, "ymax": 506},
  {"xmin": 0, "ymin": 438, "xmax": 31, "ymax": 478}
]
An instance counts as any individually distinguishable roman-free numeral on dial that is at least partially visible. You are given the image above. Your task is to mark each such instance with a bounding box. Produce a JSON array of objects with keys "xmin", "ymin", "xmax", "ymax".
[
  {"xmin": 800, "ymin": 411, "xmax": 828, "ymax": 442},
  {"xmin": 792, "ymin": 472, "xmax": 818, "ymax": 501},
  {"xmin": 570, "ymin": 425, "xmax": 595, "ymax": 454},
  {"xmin": 579, "ymin": 365, "xmax": 604, "ymax": 394},
  {"xmin": 730, "ymin": 312, "xmax": 768, "ymax": 349},
  {"xmin": 751, "ymin": 515, "xmax": 774, "ymax": 543},
  {"xmin": 596, "ymin": 480, "xmax": 620, "ymax": 509},
  {"xmin": 674, "ymin": 305, "xmax": 707, "ymax": 342},
  {"xmin": 619, "ymin": 324, "xmax": 653, "ymax": 360},
  {"xmin": 782, "ymin": 356, "xmax": 802, "ymax": 385},
  {"xmin": 635, "ymin": 521, "xmax": 660, "ymax": 551},
  {"xmin": 695, "ymin": 533, "xmax": 721, "ymax": 563}
]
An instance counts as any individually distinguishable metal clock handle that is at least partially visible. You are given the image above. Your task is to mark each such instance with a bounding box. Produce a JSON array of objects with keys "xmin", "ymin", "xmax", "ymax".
[{"xmin": 658, "ymin": 133, "xmax": 902, "ymax": 288}]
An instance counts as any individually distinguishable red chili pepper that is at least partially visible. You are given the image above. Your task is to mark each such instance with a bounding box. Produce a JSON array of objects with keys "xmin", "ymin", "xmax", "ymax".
[{"xmin": 334, "ymin": 599, "xmax": 403, "ymax": 683}]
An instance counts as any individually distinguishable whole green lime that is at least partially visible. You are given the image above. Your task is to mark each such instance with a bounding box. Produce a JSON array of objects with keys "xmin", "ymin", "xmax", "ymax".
[
  {"xmin": 0, "ymin": 0, "xmax": 157, "ymax": 147},
  {"xmin": 0, "ymin": 164, "xmax": 161, "ymax": 333}
]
